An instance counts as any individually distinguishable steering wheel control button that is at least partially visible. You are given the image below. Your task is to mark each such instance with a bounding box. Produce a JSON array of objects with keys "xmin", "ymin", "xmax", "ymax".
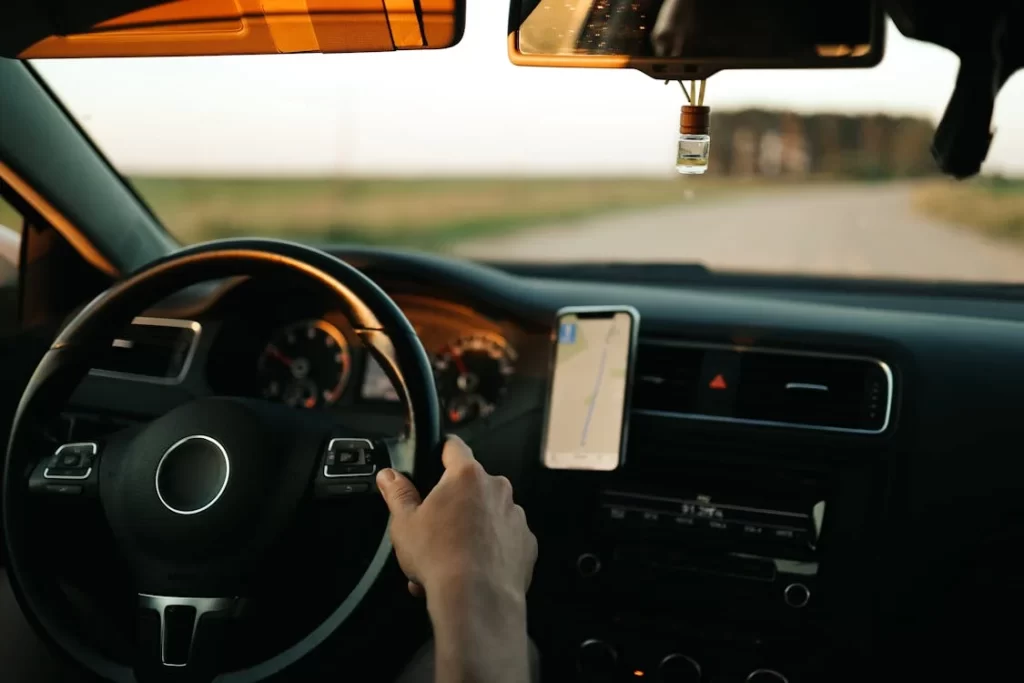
[
  {"xmin": 327, "ymin": 482, "xmax": 370, "ymax": 495},
  {"xmin": 155, "ymin": 435, "xmax": 230, "ymax": 515},
  {"xmin": 324, "ymin": 438, "xmax": 376, "ymax": 478},
  {"xmin": 658, "ymin": 653, "xmax": 703, "ymax": 683},
  {"xmin": 316, "ymin": 438, "xmax": 388, "ymax": 498},
  {"xmin": 783, "ymin": 582, "xmax": 811, "ymax": 609},
  {"xmin": 43, "ymin": 442, "xmax": 97, "ymax": 480},
  {"xmin": 44, "ymin": 483, "xmax": 84, "ymax": 493}
]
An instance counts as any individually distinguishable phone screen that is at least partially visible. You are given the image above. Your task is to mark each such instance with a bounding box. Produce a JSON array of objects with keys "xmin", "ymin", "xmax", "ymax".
[{"xmin": 541, "ymin": 308, "xmax": 638, "ymax": 471}]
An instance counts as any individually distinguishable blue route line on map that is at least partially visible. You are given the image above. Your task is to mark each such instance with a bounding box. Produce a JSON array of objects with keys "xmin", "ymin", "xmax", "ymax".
[{"xmin": 580, "ymin": 324, "xmax": 616, "ymax": 447}]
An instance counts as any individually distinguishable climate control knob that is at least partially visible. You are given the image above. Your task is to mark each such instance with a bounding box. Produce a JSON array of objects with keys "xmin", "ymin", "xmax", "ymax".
[
  {"xmin": 658, "ymin": 653, "xmax": 702, "ymax": 682},
  {"xmin": 746, "ymin": 669, "xmax": 789, "ymax": 683},
  {"xmin": 577, "ymin": 639, "xmax": 617, "ymax": 681},
  {"xmin": 783, "ymin": 582, "xmax": 811, "ymax": 609},
  {"xmin": 577, "ymin": 553, "xmax": 602, "ymax": 578}
]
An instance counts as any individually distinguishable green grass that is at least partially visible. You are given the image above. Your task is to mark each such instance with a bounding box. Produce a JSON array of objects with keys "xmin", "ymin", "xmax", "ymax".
[
  {"xmin": 0, "ymin": 196, "xmax": 20, "ymax": 231},
  {"xmin": 127, "ymin": 176, "xmax": 769, "ymax": 246},
  {"xmin": 913, "ymin": 176, "xmax": 1024, "ymax": 242}
]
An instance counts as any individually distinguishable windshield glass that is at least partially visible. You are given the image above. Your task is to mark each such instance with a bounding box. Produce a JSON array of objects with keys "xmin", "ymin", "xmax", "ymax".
[{"xmin": 32, "ymin": 5, "xmax": 1024, "ymax": 282}]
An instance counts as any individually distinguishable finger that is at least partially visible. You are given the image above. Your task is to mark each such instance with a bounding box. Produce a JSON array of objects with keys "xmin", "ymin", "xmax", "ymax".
[
  {"xmin": 408, "ymin": 580, "xmax": 425, "ymax": 598},
  {"xmin": 652, "ymin": 33, "xmax": 669, "ymax": 57},
  {"xmin": 376, "ymin": 468, "xmax": 422, "ymax": 518},
  {"xmin": 441, "ymin": 434, "xmax": 476, "ymax": 471},
  {"xmin": 673, "ymin": 33, "xmax": 685, "ymax": 58}
]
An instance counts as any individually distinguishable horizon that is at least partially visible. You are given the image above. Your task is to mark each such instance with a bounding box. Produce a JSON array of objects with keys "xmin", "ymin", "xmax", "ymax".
[{"xmin": 119, "ymin": 107, "xmax": 960, "ymax": 179}]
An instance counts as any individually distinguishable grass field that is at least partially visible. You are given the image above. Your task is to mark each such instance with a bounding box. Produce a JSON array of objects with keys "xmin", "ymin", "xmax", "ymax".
[
  {"xmin": 127, "ymin": 176, "xmax": 768, "ymax": 246},
  {"xmin": 0, "ymin": 196, "xmax": 20, "ymax": 231},
  {"xmin": 913, "ymin": 176, "xmax": 1024, "ymax": 243},
  {"xmin": 12, "ymin": 176, "xmax": 1020, "ymax": 252}
]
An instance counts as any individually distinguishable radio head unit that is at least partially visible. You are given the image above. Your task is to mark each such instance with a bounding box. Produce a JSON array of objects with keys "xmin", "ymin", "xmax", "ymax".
[{"xmin": 599, "ymin": 489, "xmax": 824, "ymax": 558}]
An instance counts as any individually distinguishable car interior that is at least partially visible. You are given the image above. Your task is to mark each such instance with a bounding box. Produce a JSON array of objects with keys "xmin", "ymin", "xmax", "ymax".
[{"xmin": 1, "ymin": 1, "xmax": 1023, "ymax": 682}]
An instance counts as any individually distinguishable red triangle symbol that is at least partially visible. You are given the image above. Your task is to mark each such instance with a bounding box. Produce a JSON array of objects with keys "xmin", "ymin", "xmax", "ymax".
[{"xmin": 709, "ymin": 374, "xmax": 728, "ymax": 390}]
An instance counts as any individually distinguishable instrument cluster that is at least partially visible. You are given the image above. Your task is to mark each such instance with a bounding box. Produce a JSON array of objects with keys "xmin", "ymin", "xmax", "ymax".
[{"xmin": 253, "ymin": 300, "xmax": 522, "ymax": 427}]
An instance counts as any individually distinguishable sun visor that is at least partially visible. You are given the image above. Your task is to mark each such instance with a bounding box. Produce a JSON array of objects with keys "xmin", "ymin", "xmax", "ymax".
[{"xmin": 13, "ymin": 0, "xmax": 464, "ymax": 58}]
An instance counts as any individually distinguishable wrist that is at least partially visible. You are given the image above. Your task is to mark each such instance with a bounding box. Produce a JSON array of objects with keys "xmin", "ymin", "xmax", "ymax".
[
  {"xmin": 426, "ymin": 571, "xmax": 527, "ymax": 633},
  {"xmin": 426, "ymin": 573, "xmax": 528, "ymax": 683}
]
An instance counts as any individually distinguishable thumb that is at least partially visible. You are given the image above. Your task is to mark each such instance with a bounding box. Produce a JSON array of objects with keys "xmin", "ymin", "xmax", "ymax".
[{"xmin": 376, "ymin": 468, "xmax": 422, "ymax": 518}]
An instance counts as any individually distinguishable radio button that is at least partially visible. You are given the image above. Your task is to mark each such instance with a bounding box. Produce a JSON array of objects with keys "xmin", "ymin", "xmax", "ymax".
[
  {"xmin": 670, "ymin": 514, "xmax": 696, "ymax": 527},
  {"xmin": 577, "ymin": 639, "xmax": 617, "ymax": 680},
  {"xmin": 641, "ymin": 510, "xmax": 660, "ymax": 524},
  {"xmin": 658, "ymin": 653, "xmax": 702, "ymax": 682},
  {"xmin": 606, "ymin": 506, "xmax": 628, "ymax": 521},
  {"xmin": 577, "ymin": 553, "xmax": 602, "ymax": 578}
]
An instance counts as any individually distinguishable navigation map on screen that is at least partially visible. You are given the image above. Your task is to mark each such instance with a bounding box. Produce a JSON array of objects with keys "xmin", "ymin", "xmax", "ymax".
[{"xmin": 543, "ymin": 310, "xmax": 635, "ymax": 471}]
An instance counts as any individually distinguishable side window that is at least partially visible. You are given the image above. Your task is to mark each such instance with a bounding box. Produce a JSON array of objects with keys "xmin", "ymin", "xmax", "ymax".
[{"xmin": 0, "ymin": 195, "xmax": 22, "ymax": 330}]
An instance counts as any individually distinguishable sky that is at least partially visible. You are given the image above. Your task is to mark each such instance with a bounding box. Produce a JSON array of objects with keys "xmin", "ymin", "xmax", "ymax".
[{"xmin": 31, "ymin": 3, "xmax": 1024, "ymax": 176}]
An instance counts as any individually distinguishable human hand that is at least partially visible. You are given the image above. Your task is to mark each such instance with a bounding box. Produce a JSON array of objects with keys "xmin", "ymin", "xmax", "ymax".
[
  {"xmin": 376, "ymin": 435, "xmax": 538, "ymax": 601},
  {"xmin": 652, "ymin": 0, "xmax": 698, "ymax": 57}
]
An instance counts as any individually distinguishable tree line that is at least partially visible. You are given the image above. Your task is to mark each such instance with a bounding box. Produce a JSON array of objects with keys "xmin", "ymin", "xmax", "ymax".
[{"xmin": 706, "ymin": 109, "xmax": 938, "ymax": 179}]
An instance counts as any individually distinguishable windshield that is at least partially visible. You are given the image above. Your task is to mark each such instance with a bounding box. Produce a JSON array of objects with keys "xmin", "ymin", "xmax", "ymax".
[{"xmin": 32, "ymin": 5, "xmax": 1024, "ymax": 283}]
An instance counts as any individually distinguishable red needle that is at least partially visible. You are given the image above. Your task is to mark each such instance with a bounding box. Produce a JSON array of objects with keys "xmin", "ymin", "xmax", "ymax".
[
  {"xmin": 267, "ymin": 345, "xmax": 293, "ymax": 367},
  {"xmin": 450, "ymin": 348, "xmax": 468, "ymax": 374}
]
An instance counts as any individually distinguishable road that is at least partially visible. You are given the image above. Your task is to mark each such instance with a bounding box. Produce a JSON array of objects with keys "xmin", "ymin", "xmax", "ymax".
[{"xmin": 452, "ymin": 184, "xmax": 1024, "ymax": 282}]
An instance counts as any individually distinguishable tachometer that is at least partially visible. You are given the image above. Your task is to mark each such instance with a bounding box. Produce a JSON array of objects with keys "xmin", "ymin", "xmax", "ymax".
[
  {"xmin": 258, "ymin": 320, "xmax": 350, "ymax": 409},
  {"xmin": 434, "ymin": 334, "xmax": 517, "ymax": 426}
]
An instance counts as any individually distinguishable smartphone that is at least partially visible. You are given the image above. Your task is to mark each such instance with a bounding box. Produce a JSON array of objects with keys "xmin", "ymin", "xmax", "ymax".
[{"xmin": 541, "ymin": 306, "xmax": 640, "ymax": 471}]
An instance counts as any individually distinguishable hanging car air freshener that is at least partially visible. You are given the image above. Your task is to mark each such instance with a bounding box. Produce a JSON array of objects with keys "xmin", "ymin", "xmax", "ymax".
[{"xmin": 675, "ymin": 79, "xmax": 710, "ymax": 175}]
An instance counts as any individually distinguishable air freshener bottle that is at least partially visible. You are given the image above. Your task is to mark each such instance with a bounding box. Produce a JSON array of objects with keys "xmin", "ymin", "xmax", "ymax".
[{"xmin": 676, "ymin": 105, "xmax": 711, "ymax": 175}]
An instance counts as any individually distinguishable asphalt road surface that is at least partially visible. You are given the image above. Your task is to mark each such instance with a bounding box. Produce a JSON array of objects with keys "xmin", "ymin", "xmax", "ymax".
[{"xmin": 453, "ymin": 184, "xmax": 1024, "ymax": 282}]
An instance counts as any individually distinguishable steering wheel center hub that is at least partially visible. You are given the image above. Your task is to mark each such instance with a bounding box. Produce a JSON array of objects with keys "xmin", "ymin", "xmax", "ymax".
[
  {"xmin": 155, "ymin": 435, "xmax": 230, "ymax": 515},
  {"xmin": 100, "ymin": 397, "xmax": 311, "ymax": 573}
]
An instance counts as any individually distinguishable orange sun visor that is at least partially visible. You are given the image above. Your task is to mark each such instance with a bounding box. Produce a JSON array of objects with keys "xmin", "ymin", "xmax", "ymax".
[{"xmin": 16, "ymin": 0, "xmax": 463, "ymax": 58}]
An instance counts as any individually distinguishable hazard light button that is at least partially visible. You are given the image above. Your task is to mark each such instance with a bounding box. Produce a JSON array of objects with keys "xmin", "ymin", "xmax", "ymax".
[{"xmin": 696, "ymin": 350, "xmax": 740, "ymax": 416}]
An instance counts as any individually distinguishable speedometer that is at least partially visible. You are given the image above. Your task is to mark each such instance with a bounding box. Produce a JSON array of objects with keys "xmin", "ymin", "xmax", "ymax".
[
  {"xmin": 433, "ymin": 334, "xmax": 517, "ymax": 426},
  {"xmin": 258, "ymin": 320, "xmax": 350, "ymax": 409}
]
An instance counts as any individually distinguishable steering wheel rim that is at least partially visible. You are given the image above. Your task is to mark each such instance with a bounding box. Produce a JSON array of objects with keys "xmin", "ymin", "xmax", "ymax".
[{"xmin": 2, "ymin": 238, "xmax": 443, "ymax": 683}]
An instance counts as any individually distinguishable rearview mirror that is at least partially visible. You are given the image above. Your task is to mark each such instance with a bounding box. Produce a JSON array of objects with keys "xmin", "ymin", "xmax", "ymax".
[{"xmin": 509, "ymin": 0, "xmax": 886, "ymax": 80}]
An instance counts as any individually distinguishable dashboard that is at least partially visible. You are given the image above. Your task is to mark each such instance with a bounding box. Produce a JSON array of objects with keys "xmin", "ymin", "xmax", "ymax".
[
  {"xmin": 58, "ymin": 247, "xmax": 1024, "ymax": 683},
  {"xmin": 196, "ymin": 289, "xmax": 545, "ymax": 430}
]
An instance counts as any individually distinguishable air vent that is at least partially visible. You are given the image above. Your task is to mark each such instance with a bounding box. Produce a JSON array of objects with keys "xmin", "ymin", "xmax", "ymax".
[
  {"xmin": 736, "ymin": 352, "xmax": 890, "ymax": 432},
  {"xmin": 90, "ymin": 317, "xmax": 201, "ymax": 384},
  {"xmin": 633, "ymin": 340, "xmax": 893, "ymax": 434},
  {"xmin": 633, "ymin": 343, "xmax": 704, "ymax": 413}
]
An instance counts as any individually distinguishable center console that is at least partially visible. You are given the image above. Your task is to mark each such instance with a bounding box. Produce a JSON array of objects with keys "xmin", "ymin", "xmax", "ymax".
[
  {"xmin": 529, "ymin": 430, "xmax": 880, "ymax": 683},
  {"xmin": 530, "ymin": 337, "xmax": 892, "ymax": 682}
]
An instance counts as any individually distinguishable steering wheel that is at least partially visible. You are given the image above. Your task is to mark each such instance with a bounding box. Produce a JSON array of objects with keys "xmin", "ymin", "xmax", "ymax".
[{"xmin": 2, "ymin": 239, "xmax": 443, "ymax": 683}]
